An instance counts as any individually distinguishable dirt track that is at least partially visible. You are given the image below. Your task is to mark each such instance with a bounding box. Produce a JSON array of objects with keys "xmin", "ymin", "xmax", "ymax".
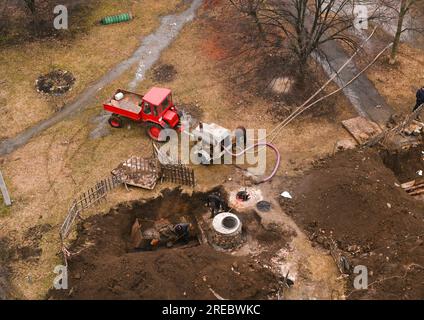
[
  {"xmin": 0, "ymin": 0, "xmax": 203, "ymax": 156},
  {"xmin": 281, "ymin": 148, "xmax": 424, "ymax": 299}
]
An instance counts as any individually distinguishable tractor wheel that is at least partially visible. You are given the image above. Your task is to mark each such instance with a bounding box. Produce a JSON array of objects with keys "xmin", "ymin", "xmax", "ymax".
[
  {"xmin": 108, "ymin": 114, "xmax": 123, "ymax": 128},
  {"xmin": 147, "ymin": 124, "xmax": 165, "ymax": 142}
]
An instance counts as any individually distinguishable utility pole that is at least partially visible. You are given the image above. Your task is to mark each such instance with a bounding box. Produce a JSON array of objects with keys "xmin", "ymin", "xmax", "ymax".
[{"xmin": 0, "ymin": 169, "xmax": 11, "ymax": 206}]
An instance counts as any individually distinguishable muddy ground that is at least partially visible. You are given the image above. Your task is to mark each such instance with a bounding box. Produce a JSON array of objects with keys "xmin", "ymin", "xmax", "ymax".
[
  {"xmin": 280, "ymin": 147, "xmax": 424, "ymax": 299},
  {"xmin": 49, "ymin": 188, "xmax": 291, "ymax": 300},
  {"xmin": 152, "ymin": 64, "xmax": 178, "ymax": 83},
  {"xmin": 47, "ymin": 145, "xmax": 424, "ymax": 300}
]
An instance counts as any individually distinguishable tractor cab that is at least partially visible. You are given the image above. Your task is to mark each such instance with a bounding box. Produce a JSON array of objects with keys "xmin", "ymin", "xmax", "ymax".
[{"xmin": 141, "ymin": 87, "xmax": 179, "ymax": 128}]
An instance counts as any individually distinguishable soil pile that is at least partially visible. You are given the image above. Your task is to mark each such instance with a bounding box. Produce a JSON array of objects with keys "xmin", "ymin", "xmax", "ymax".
[
  {"xmin": 153, "ymin": 64, "xmax": 177, "ymax": 83},
  {"xmin": 36, "ymin": 70, "xmax": 75, "ymax": 96},
  {"xmin": 282, "ymin": 148, "xmax": 424, "ymax": 299}
]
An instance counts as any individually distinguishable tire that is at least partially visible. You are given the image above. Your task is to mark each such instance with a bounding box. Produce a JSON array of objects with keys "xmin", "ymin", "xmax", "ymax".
[
  {"xmin": 108, "ymin": 114, "xmax": 123, "ymax": 128},
  {"xmin": 147, "ymin": 123, "xmax": 165, "ymax": 142}
]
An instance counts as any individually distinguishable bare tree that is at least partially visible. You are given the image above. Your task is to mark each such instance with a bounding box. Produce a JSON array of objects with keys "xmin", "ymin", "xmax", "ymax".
[
  {"xmin": 0, "ymin": 0, "xmax": 9, "ymax": 31},
  {"xmin": 229, "ymin": 0, "xmax": 267, "ymax": 37},
  {"xmin": 382, "ymin": 0, "xmax": 424, "ymax": 64},
  {"xmin": 229, "ymin": 0, "xmax": 380, "ymax": 78},
  {"xmin": 23, "ymin": 0, "xmax": 36, "ymax": 15}
]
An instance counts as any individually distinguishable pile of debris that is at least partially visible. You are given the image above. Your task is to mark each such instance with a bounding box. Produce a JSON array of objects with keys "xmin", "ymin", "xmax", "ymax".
[
  {"xmin": 111, "ymin": 156, "xmax": 160, "ymax": 190},
  {"xmin": 401, "ymin": 178, "xmax": 424, "ymax": 200},
  {"xmin": 36, "ymin": 70, "xmax": 75, "ymax": 96},
  {"xmin": 111, "ymin": 155, "xmax": 195, "ymax": 189},
  {"xmin": 402, "ymin": 120, "xmax": 424, "ymax": 136},
  {"xmin": 341, "ymin": 112, "xmax": 423, "ymax": 151}
]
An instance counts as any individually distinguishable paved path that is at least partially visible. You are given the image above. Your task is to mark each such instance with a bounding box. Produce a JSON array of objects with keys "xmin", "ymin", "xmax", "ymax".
[
  {"xmin": 315, "ymin": 40, "xmax": 395, "ymax": 126},
  {"xmin": 0, "ymin": 0, "xmax": 202, "ymax": 156}
]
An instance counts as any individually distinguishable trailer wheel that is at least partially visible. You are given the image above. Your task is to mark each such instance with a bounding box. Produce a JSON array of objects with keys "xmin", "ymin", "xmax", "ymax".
[
  {"xmin": 108, "ymin": 115, "xmax": 123, "ymax": 128},
  {"xmin": 147, "ymin": 124, "xmax": 165, "ymax": 142}
]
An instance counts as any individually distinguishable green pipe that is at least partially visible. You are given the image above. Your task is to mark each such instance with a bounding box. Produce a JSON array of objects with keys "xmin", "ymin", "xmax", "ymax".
[{"xmin": 101, "ymin": 13, "xmax": 133, "ymax": 25}]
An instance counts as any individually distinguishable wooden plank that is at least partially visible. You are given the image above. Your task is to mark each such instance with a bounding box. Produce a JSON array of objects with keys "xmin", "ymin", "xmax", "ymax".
[
  {"xmin": 0, "ymin": 169, "xmax": 11, "ymax": 206},
  {"xmin": 409, "ymin": 187, "xmax": 424, "ymax": 196},
  {"xmin": 407, "ymin": 183, "xmax": 424, "ymax": 192},
  {"xmin": 342, "ymin": 116, "xmax": 383, "ymax": 144},
  {"xmin": 401, "ymin": 178, "xmax": 424, "ymax": 190},
  {"xmin": 401, "ymin": 180, "xmax": 416, "ymax": 189}
]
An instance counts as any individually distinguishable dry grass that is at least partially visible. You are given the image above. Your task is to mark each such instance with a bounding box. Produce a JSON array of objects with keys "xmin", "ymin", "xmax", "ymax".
[
  {"xmin": 0, "ymin": 1, "xmax": 355, "ymax": 299},
  {"xmin": 0, "ymin": 0, "xmax": 181, "ymax": 140},
  {"xmin": 367, "ymin": 43, "xmax": 424, "ymax": 115}
]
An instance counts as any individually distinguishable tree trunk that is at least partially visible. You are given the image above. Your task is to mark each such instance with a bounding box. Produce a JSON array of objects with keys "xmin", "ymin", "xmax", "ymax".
[
  {"xmin": 252, "ymin": 13, "xmax": 265, "ymax": 38},
  {"xmin": 390, "ymin": 0, "xmax": 408, "ymax": 65},
  {"xmin": 0, "ymin": 0, "xmax": 9, "ymax": 32},
  {"xmin": 23, "ymin": 0, "xmax": 36, "ymax": 14},
  {"xmin": 296, "ymin": 55, "xmax": 308, "ymax": 84}
]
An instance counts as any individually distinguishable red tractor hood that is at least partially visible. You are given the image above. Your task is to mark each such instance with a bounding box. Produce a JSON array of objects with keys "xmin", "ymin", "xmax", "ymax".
[{"xmin": 163, "ymin": 109, "xmax": 179, "ymax": 128}]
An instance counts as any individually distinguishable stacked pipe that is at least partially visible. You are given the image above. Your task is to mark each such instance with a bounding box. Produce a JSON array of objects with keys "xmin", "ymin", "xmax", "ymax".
[{"xmin": 101, "ymin": 13, "xmax": 133, "ymax": 25}]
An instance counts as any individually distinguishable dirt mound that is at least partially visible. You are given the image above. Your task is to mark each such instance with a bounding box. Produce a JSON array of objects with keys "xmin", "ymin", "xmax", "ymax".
[
  {"xmin": 49, "ymin": 188, "xmax": 283, "ymax": 300},
  {"xmin": 36, "ymin": 70, "xmax": 75, "ymax": 96},
  {"xmin": 52, "ymin": 244, "xmax": 277, "ymax": 300},
  {"xmin": 153, "ymin": 64, "xmax": 177, "ymax": 83},
  {"xmin": 281, "ymin": 148, "xmax": 424, "ymax": 299}
]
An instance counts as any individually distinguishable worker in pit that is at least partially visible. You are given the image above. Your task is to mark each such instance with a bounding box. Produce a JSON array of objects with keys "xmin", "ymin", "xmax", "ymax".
[
  {"xmin": 174, "ymin": 223, "xmax": 193, "ymax": 244},
  {"xmin": 206, "ymin": 193, "xmax": 226, "ymax": 219},
  {"xmin": 131, "ymin": 219, "xmax": 160, "ymax": 251},
  {"xmin": 157, "ymin": 222, "xmax": 194, "ymax": 247},
  {"xmin": 139, "ymin": 238, "xmax": 160, "ymax": 251},
  {"xmin": 414, "ymin": 87, "xmax": 424, "ymax": 114}
]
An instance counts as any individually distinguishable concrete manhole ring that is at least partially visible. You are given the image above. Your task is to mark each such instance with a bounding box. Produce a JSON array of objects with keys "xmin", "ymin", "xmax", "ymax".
[{"xmin": 212, "ymin": 212, "xmax": 241, "ymax": 235}]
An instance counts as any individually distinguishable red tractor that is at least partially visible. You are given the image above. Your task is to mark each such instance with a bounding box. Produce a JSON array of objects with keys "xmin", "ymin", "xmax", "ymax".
[{"xmin": 103, "ymin": 87, "xmax": 182, "ymax": 141}]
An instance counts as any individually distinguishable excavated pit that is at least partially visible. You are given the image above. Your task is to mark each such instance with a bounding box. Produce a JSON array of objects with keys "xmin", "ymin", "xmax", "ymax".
[
  {"xmin": 380, "ymin": 146, "xmax": 424, "ymax": 183},
  {"xmin": 48, "ymin": 187, "xmax": 292, "ymax": 300}
]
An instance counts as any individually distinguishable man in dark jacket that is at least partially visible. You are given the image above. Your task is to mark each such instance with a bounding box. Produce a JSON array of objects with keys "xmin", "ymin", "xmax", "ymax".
[
  {"xmin": 206, "ymin": 193, "xmax": 226, "ymax": 218},
  {"xmin": 414, "ymin": 87, "xmax": 424, "ymax": 112},
  {"xmin": 174, "ymin": 223, "xmax": 193, "ymax": 244}
]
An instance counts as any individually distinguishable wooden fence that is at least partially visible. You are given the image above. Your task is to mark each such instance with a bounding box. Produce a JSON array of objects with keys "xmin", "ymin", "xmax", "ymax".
[
  {"xmin": 60, "ymin": 163, "xmax": 195, "ymax": 243},
  {"xmin": 60, "ymin": 175, "xmax": 122, "ymax": 241},
  {"xmin": 59, "ymin": 156, "xmax": 196, "ymax": 264},
  {"xmin": 160, "ymin": 163, "xmax": 196, "ymax": 187}
]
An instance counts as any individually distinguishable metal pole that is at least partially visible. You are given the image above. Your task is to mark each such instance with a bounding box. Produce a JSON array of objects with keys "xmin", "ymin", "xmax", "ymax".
[{"xmin": 0, "ymin": 169, "xmax": 12, "ymax": 206}]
